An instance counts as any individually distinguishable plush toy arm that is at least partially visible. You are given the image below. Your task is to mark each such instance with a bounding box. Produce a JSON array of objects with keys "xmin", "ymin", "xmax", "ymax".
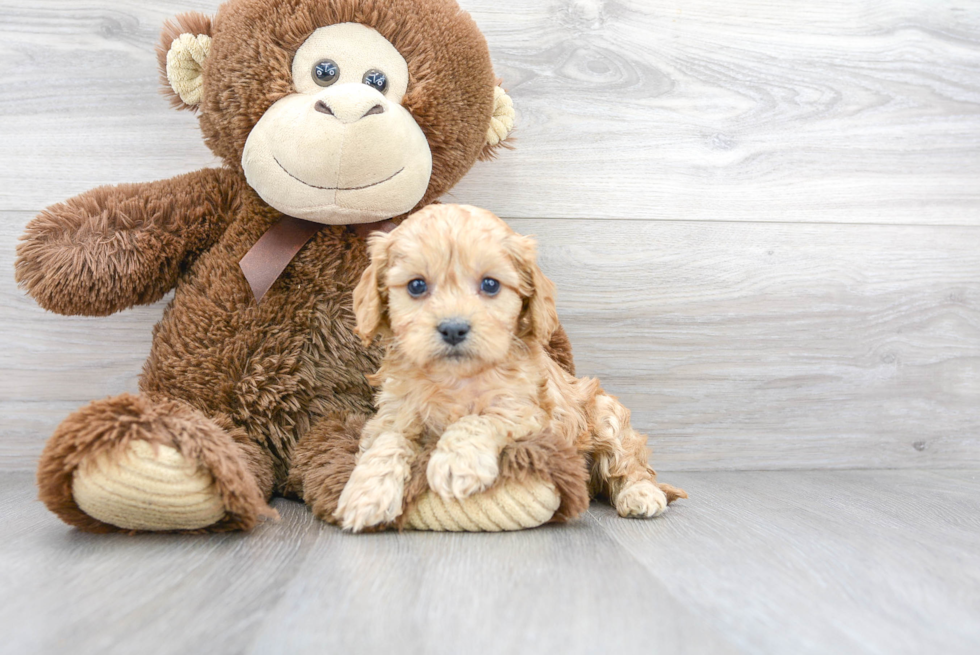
[{"xmin": 15, "ymin": 168, "xmax": 242, "ymax": 316}]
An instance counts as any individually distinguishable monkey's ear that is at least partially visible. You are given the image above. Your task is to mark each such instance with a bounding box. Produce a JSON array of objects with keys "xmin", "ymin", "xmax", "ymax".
[
  {"xmin": 480, "ymin": 85, "xmax": 516, "ymax": 160},
  {"xmin": 510, "ymin": 234, "xmax": 559, "ymax": 345},
  {"xmin": 156, "ymin": 12, "xmax": 214, "ymax": 110},
  {"xmin": 353, "ymin": 233, "xmax": 393, "ymax": 346}
]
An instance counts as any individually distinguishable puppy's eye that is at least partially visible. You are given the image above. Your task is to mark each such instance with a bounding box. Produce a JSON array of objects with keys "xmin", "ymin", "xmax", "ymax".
[
  {"xmin": 312, "ymin": 60, "xmax": 339, "ymax": 87},
  {"xmin": 480, "ymin": 277, "xmax": 501, "ymax": 296},
  {"xmin": 362, "ymin": 69, "xmax": 388, "ymax": 93},
  {"xmin": 407, "ymin": 278, "xmax": 427, "ymax": 297}
]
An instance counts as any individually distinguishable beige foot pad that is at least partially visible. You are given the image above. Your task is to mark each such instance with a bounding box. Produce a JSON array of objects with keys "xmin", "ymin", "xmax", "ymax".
[
  {"xmin": 72, "ymin": 440, "xmax": 226, "ymax": 531},
  {"xmin": 403, "ymin": 477, "xmax": 560, "ymax": 532}
]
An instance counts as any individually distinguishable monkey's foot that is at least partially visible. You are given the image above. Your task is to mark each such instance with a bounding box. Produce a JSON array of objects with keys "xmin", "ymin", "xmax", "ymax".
[
  {"xmin": 38, "ymin": 393, "xmax": 274, "ymax": 533},
  {"xmin": 73, "ymin": 440, "xmax": 226, "ymax": 531},
  {"xmin": 404, "ymin": 476, "xmax": 560, "ymax": 532}
]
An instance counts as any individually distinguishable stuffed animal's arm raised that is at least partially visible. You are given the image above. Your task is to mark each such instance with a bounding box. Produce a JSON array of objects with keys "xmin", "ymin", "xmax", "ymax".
[{"xmin": 15, "ymin": 168, "xmax": 242, "ymax": 316}]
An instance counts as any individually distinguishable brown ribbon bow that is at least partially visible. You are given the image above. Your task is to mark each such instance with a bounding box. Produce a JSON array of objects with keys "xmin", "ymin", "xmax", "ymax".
[
  {"xmin": 239, "ymin": 216, "xmax": 398, "ymax": 303},
  {"xmin": 239, "ymin": 216, "xmax": 325, "ymax": 303}
]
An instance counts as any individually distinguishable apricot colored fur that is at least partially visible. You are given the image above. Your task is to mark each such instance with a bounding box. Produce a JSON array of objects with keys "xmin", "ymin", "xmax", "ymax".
[{"xmin": 336, "ymin": 205, "xmax": 684, "ymax": 532}]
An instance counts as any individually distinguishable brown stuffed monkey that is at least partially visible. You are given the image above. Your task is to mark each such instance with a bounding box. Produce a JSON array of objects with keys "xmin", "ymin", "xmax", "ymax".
[{"xmin": 14, "ymin": 0, "xmax": 590, "ymax": 533}]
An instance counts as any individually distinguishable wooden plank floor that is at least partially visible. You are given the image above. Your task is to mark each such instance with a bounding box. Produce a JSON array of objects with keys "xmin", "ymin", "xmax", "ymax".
[{"xmin": 2, "ymin": 468, "xmax": 978, "ymax": 655}]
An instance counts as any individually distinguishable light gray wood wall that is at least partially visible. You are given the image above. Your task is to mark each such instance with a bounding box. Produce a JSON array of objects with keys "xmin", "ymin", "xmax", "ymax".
[{"xmin": 1, "ymin": 0, "xmax": 978, "ymax": 471}]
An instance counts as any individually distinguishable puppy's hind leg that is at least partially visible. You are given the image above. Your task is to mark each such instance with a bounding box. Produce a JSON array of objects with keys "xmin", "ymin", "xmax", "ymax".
[{"xmin": 590, "ymin": 393, "xmax": 668, "ymax": 518}]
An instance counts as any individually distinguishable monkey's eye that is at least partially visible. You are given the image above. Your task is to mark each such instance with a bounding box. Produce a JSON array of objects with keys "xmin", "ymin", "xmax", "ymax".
[
  {"xmin": 407, "ymin": 279, "xmax": 427, "ymax": 298},
  {"xmin": 480, "ymin": 278, "xmax": 501, "ymax": 296},
  {"xmin": 312, "ymin": 60, "xmax": 339, "ymax": 87},
  {"xmin": 362, "ymin": 69, "xmax": 388, "ymax": 94}
]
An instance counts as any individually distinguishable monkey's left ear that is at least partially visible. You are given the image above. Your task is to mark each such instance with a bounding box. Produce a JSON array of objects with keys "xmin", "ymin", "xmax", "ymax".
[
  {"xmin": 481, "ymin": 85, "xmax": 516, "ymax": 160},
  {"xmin": 156, "ymin": 12, "xmax": 214, "ymax": 111}
]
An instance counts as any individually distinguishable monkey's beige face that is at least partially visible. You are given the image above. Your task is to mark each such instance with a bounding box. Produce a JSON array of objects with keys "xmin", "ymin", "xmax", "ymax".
[
  {"xmin": 241, "ymin": 23, "xmax": 432, "ymax": 225},
  {"xmin": 381, "ymin": 207, "xmax": 526, "ymax": 374}
]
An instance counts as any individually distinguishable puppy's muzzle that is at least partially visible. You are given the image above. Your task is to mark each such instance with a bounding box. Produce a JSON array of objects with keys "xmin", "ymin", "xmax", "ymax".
[{"xmin": 437, "ymin": 319, "xmax": 470, "ymax": 346}]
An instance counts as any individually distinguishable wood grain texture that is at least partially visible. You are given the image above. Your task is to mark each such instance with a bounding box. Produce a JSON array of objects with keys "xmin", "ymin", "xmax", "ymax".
[
  {"xmin": 3, "ymin": 211, "xmax": 978, "ymax": 471},
  {"xmin": 517, "ymin": 217, "xmax": 980, "ymax": 470},
  {"xmin": 594, "ymin": 469, "xmax": 980, "ymax": 655},
  {"xmin": 2, "ymin": 469, "xmax": 978, "ymax": 655},
  {"xmin": 3, "ymin": 3, "xmax": 978, "ymax": 652},
  {"xmin": 1, "ymin": 1, "xmax": 979, "ymax": 223},
  {"xmin": 1, "ymin": 2, "xmax": 978, "ymax": 471}
]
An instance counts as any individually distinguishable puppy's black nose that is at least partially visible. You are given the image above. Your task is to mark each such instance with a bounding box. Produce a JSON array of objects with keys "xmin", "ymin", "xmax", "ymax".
[{"xmin": 438, "ymin": 320, "xmax": 470, "ymax": 346}]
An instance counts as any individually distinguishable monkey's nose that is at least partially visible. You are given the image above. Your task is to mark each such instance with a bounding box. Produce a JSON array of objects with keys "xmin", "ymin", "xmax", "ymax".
[
  {"xmin": 314, "ymin": 99, "xmax": 385, "ymax": 122},
  {"xmin": 437, "ymin": 320, "xmax": 470, "ymax": 346}
]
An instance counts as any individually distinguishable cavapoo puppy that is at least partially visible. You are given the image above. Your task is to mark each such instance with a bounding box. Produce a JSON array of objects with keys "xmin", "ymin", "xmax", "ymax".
[{"xmin": 336, "ymin": 204, "xmax": 685, "ymax": 531}]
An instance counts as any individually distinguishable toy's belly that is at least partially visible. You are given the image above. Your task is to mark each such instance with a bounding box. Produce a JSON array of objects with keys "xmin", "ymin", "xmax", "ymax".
[{"xmin": 139, "ymin": 221, "xmax": 381, "ymax": 452}]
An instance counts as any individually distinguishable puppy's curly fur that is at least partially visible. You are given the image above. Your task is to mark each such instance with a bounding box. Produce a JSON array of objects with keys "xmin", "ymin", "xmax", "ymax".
[{"xmin": 335, "ymin": 204, "xmax": 686, "ymax": 531}]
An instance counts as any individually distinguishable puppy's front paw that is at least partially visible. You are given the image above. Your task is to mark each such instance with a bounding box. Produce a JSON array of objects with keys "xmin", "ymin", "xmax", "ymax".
[
  {"xmin": 427, "ymin": 446, "xmax": 499, "ymax": 500},
  {"xmin": 615, "ymin": 480, "xmax": 668, "ymax": 518},
  {"xmin": 335, "ymin": 467, "xmax": 405, "ymax": 532}
]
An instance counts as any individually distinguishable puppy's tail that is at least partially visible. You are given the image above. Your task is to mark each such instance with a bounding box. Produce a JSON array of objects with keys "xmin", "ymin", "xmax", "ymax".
[{"xmin": 658, "ymin": 481, "xmax": 688, "ymax": 504}]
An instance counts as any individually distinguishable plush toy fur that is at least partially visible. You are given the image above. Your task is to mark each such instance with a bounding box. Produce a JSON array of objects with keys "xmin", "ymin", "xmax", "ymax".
[
  {"xmin": 332, "ymin": 205, "xmax": 685, "ymax": 531},
  {"xmin": 16, "ymin": 0, "xmax": 581, "ymax": 533}
]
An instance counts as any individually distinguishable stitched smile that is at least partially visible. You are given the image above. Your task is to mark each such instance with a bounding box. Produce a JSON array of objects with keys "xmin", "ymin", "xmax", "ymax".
[{"xmin": 274, "ymin": 157, "xmax": 403, "ymax": 191}]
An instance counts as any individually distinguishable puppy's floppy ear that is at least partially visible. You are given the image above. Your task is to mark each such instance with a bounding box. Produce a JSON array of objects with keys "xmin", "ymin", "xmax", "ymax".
[
  {"xmin": 353, "ymin": 232, "xmax": 393, "ymax": 346},
  {"xmin": 509, "ymin": 234, "xmax": 559, "ymax": 344}
]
